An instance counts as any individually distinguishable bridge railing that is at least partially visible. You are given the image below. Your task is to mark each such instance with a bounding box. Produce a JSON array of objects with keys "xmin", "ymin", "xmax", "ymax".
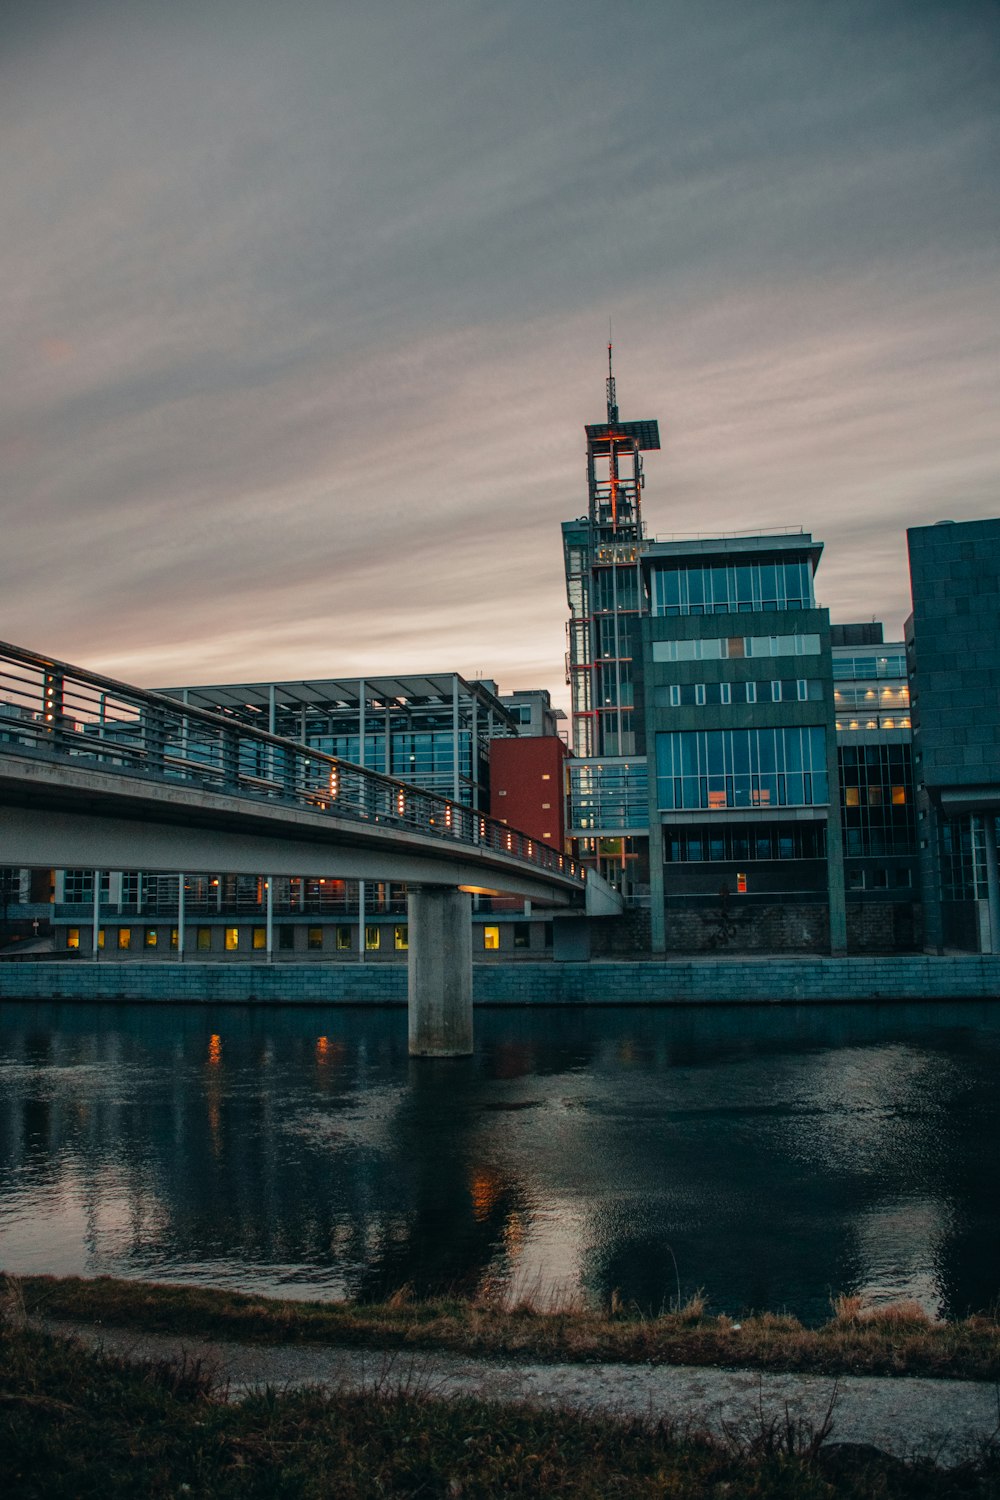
[{"xmin": 0, "ymin": 641, "xmax": 584, "ymax": 886}]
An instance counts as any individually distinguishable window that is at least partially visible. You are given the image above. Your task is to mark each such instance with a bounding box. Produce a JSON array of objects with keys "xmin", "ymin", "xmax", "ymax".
[
  {"xmin": 170, "ymin": 928, "xmax": 178, "ymax": 950},
  {"xmin": 365, "ymin": 925, "xmax": 380, "ymax": 951},
  {"xmin": 720, "ymin": 682, "xmax": 731, "ymax": 705},
  {"xmin": 746, "ymin": 682, "xmax": 757, "ymax": 704},
  {"xmin": 695, "ymin": 683, "xmax": 706, "ymax": 706},
  {"xmin": 224, "ymin": 927, "xmax": 239, "ymax": 951},
  {"xmin": 252, "ymin": 927, "xmax": 267, "ymax": 950},
  {"xmin": 307, "ymin": 927, "xmax": 323, "ymax": 950},
  {"xmin": 144, "ymin": 928, "xmax": 158, "ymax": 949},
  {"xmin": 278, "ymin": 926, "xmax": 295, "ymax": 950},
  {"xmin": 845, "ymin": 787, "xmax": 860, "ymax": 806},
  {"xmin": 117, "ymin": 927, "xmax": 132, "ymax": 950},
  {"xmin": 336, "ymin": 926, "xmax": 352, "ymax": 951},
  {"xmin": 197, "ymin": 928, "xmax": 212, "ymax": 952},
  {"xmin": 483, "ymin": 925, "xmax": 500, "ymax": 950},
  {"xmin": 67, "ymin": 928, "xmax": 80, "ymax": 950},
  {"xmin": 514, "ymin": 922, "xmax": 531, "ymax": 948},
  {"xmin": 394, "ymin": 925, "xmax": 408, "ymax": 951},
  {"xmin": 771, "ymin": 681, "xmax": 782, "ymax": 702},
  {"xmin": 97, "ymin": 928, "xmax": 105, "ymax": 949},
  {"xmin": 891, "ymin": 786, "xmax": 906, "ymax": 805},
  {"xmin": 797, "ymin": 680, "xmax": 808, "ymax": 701},
  {"xmin": 669, "ymin": 684, "xmax": 681, "ymax": 707}
]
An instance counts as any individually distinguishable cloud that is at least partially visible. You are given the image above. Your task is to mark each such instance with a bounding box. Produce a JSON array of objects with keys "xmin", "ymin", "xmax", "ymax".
[{"xmin": 0, "ymin": 0, "xmax": 998, "ymax": 707}]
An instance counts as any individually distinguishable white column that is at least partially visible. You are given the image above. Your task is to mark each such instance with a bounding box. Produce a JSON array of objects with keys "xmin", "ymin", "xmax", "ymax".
[
  {"xmin": 265, "ymin": 876, "xmax": 274, "ymax": 961},
  {"xmin": 91, "ymin": 870, "xmax": 101, "ymax": 959},
  {"xmin": 452, "ymin": 677, "xmax": 461, "ymax": 803},
  {"xmin": 358, "ymin": 879, "xmax": 366, "ymax": 964}
]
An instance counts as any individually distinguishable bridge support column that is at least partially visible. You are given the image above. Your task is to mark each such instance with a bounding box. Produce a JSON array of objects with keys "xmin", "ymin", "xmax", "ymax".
[{"xmin": 407, "ymin": 886, "xmax": 472, "ymax": 1058}]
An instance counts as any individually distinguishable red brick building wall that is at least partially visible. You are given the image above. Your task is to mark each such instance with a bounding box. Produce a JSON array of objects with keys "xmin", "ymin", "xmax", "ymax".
[{"xmin": 489, "ymin": 737, "xmax": 570, "ymax": 852}]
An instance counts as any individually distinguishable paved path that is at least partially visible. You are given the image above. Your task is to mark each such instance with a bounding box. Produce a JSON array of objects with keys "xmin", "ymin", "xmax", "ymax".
[{"xmin": 43, "ymin": 1320, "xmax": 1000, "ymax": 1467}]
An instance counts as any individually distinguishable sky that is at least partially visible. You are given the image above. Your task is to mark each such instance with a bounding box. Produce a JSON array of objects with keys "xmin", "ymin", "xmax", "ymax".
[{"xmin": 2, "ymin": 0, "xmax": 998, "ymax": 711}]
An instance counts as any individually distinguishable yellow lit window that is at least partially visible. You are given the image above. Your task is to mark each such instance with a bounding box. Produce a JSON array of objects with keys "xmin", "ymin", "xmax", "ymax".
[
  {"xmin": 252, "ymin": 927, "xmax": 267, "ymax": 950},
  {"xmin": 394, "ymin": 925, "xmax": 408, "ymax": 951},
  {"xmin": 97, "ymin": 928, "xmax": 105, "ymax": 949},
  {"xmin": 197, "ymin": 928, "xmax": 211, "ymax": 952},
  {"xmin": 118, "ymin": 927, "xmax": 131, "ymax": 951},
  {"xmin": 66, "ymin": 928, "xmax": 80, "ymax": 950},
  {"xmin": 307, "ymin": 927, "xmax": 323, "ymax": 950},
  {"xmin": 708, "ymin": 790, "xmax": 727, "ymax": 809},
  {"xmin": 365, "ymin": 925, "xmax": 381, "ymax": 951},
  {"xmin": 145, "ymin": 928, "xmax": 157, "ymax": 949},
  {"xmin": 170, "ymin": 928, "xmax": 178, "ymax": 949},
  {"xmin": 225, "ymin": 927, "xmax": 239, "ymax": 951},
  {"xmin": 845, "ymin": 787, "xmax": 860, "ymax": 806},
  {"xmin": 483, "ymin": 925, "xmax": 500, "ymax": 950},
  {"xmin": 891, "ymin": 786, "xmax": 906, "ymax": 805}
]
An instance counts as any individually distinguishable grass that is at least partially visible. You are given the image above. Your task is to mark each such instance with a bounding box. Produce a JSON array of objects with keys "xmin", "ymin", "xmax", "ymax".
[
  {"xmin": 9, "ymin": 1273, "xmax": 1000, "ymax": 1382},
  {"xmin": 4, "ymin": 1316, "xmax": 1000, "ymax": 1498}
]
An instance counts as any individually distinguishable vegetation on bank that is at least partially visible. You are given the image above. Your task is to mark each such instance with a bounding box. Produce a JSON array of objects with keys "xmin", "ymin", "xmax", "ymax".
[
  {"xmin": 4, "ymin": 1317, "xmax": 1000, "ymax": 1499},
  {"xmin": 12, "ymin": 1274, "xmax": 1000, "ymax": 1382}
]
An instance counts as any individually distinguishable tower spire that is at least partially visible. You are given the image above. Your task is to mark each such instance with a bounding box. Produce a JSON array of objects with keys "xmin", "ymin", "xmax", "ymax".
[{"xmin": 606, "ymin": 341, "xmax": 618, "ymax": 424}]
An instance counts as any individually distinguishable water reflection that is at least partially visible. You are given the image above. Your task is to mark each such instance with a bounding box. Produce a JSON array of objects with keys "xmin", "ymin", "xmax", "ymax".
[{"xmin": 1, "ymin": 1001, "xmax": 998, "ymax": 1323}]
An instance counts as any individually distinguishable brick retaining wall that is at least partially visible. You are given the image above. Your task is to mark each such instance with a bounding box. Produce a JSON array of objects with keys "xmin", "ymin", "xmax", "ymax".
[{"xmin": 0, "ymin": 956, "xmax": 998, "ymax": 1005}]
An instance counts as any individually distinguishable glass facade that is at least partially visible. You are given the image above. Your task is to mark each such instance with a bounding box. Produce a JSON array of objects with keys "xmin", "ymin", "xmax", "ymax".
[
  {"xmin": 665, "ymin": 822, "xmax": 826, "ymax": 862},
  {"xmin": 656, "ymin": 727, "xmax": 829, "ymax": 811},
  {"xmin": 566, "ymin": 759, "xmax": 649, "ymax": 833},
  {"xmin": 838, "ymin": 744, "xmax": 915, "ymax": 857},
  {"xmin": 650, "ymin": 559, "xmax": 814, "ymax": 616},
  {"xmin": 651, "ymin": 633, "xmax": 820, "ymax": 661}
]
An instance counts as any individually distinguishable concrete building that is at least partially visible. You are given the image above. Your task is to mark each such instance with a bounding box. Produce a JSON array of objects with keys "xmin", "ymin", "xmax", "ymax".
[
  {"xmin": 906, "ymin": 518, "xmax": 1000, "ymax": 952},
  {"xmin": 639, "ymin": 533, "xmax": 847, "ymax": 955},
  {"xmin": 832, "ymin": 626, "xmax": 918, "ymax": 949}
]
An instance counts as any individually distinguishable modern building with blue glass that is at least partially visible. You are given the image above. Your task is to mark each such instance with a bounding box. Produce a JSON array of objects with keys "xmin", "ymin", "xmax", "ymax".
[{"xmin": 639, "ymin": 533, "xmax": 846, "ymax": 954}]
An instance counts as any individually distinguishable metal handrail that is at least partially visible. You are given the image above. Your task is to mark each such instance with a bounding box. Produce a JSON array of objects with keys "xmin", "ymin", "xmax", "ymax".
[{"xmin": 0, "ymin": 640, "xmax": 583, "ymax": 887}]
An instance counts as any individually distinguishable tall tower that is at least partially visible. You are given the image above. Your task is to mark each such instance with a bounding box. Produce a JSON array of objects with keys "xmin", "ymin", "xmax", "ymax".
[{"xmin": 563, "ymin": 347, "xmax": 661, "ymax": 757}]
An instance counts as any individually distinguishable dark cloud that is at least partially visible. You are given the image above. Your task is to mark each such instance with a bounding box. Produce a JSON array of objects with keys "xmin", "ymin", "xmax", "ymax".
[{"xmin": 1, "ymin": 0, "xmax": 998, "ymax": 699}]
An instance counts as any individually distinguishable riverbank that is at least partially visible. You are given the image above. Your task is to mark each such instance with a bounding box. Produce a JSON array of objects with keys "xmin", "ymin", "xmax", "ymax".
[
  {"xmin": 2, "ymin": 954, "xmax": 1000, "ymax": 1004},
  {"xmin": 5, "ymin": 1281, "xmax": 1000, "ymax": 1496},
  {"xmin": 14, "ymin": 1276, "xmax": 1000, "ymax": 1382}
]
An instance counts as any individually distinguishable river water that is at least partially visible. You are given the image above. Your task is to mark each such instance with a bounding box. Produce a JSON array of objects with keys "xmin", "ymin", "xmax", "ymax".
[{"xmin": 1, "ymin": 1000, "xmax": 998, "ymax": 1323}]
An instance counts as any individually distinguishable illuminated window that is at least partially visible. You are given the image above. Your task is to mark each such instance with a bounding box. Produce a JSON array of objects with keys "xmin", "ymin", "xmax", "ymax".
[
  {"xmin": 708, "ymin": 790, "xmax": 727, "ymax": 809},
  {"xmin": 845, "ymin": 787, "xmax": 860, "ymax": 806},
  {"xmin": 483, "ymin": 925, "xmax": 500, "ymax": 950},
  {"xmin": 307, "ymin": 927, "xmax": 323, "ymax": 950},
  {"xmin": 224, "ymin": 927, "xmax": 239, "ymax": 951},
  {"xmin": 197, "ymin": 928, "xmax": 212, "ymax": 952},
  {"xmin": 365, "ymin": 925, "xmax": 380, "ymax": 951},
  {"xmin": 736, "ymin": 872, "xmax": 748, "ymax": 894},
  {"xmin": 170, "ymin": 928, "xmax": 178, "ymax": 950},
  {"xmin": 891, "ymin": 786, "xmax": 906, "ymax": 805},
  {"xmin": 66, "ymin": 928, "xmax": 80, "ymax": 950},
  {"xmin": 541, "ymin": 773, "xmax": 551, "ymax": 781},
  {"xmin": 118, "ymin": 927, "xmax": 132, "ymax": 951},
  {"xmin": 252, "ymin": 927, "xmax": 267, "ymax": 950},
  {"xmin": 394, "ymin": 924, "xmax": 408, "ymax": 951},
  {"xmin": 336, "ymin": 926, "xmax": 352, "ymax": 951},
  {"xmin": 97, "ymin": 928, "xmax": 105, "ymax": 949},
  {"xmin": 144, "ymin": 928, "xmax": 158, "ymax": 949}
]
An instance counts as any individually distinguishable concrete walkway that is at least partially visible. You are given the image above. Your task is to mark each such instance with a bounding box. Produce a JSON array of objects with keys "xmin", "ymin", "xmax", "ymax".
[{"xmin": 43, "ymin": 1320, "xmax": 1000, "ymax": 1467}]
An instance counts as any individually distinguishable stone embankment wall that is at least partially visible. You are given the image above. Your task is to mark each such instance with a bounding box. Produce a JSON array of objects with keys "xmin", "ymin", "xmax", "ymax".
[{"xmin": 0, "ymin": 957, "xmax": 998, "ymax": 1005}]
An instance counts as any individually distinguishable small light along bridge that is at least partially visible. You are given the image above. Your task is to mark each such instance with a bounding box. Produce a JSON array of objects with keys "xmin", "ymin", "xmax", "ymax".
[{"xmin": 0, "ymin": 641, "xmax": 617, "ymax": 1055}]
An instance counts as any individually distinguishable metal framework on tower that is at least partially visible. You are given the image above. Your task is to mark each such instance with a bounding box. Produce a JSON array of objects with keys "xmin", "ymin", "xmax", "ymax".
[{"xmin": 564, "ymin": 347, "xmax": 660, "ymax": 759}]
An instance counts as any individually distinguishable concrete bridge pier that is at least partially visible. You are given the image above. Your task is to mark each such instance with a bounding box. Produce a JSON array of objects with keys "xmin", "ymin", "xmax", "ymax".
[{"xmin": 407, "ymin": 885, "xmax": 473, "ymax": 1057}]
